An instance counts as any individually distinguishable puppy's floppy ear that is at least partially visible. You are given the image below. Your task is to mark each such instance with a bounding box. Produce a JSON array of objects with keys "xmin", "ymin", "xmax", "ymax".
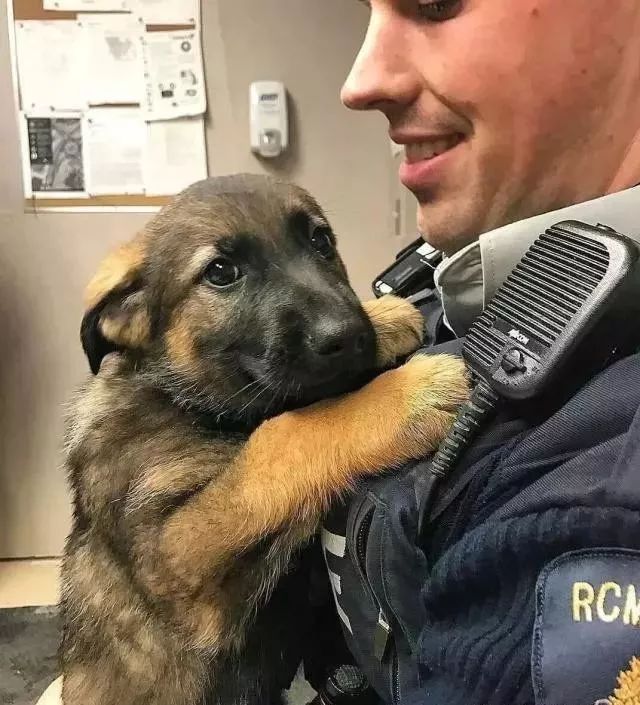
[{"xmin": 81, "ymin": 235, "xmax": 150, "ymax": 374}]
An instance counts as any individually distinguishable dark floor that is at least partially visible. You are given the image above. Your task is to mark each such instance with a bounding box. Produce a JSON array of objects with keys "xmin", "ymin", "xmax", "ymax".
[{"xmin": 0, "ymin": 605, "xmax": 60, "ymax": 705}]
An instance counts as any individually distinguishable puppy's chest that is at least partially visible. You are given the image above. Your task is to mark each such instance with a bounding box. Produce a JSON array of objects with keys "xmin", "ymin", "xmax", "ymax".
[{"xmin": 210, "ymin": 555, "xmax": 314, "ymax": 705}]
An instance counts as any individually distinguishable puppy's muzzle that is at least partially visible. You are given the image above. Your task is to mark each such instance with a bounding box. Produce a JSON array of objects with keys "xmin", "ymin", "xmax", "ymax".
[
  {"xmin": 305, "ymin": 317, "xmax": 369, "ymax": 360},
  {"xmin": 295, "ymin": 312, "xmax": 376, "ymax": 386}
]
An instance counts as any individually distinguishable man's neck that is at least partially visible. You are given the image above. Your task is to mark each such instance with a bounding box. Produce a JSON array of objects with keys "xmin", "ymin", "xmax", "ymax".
[{"xmin": 607, "ymin": 130, "xmax": 640, "ymax": 194}]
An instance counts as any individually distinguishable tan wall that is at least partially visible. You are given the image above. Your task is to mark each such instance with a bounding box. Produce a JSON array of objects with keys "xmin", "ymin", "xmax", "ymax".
[{"xmin": 0, "ymin": 0, "xmax": 404, "ymax": 557}]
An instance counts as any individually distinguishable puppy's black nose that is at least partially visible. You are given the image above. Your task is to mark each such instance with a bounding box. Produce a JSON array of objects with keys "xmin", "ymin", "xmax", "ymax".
[{"xmin": 307, "ymin": 319, "xmax": 367, "ymax": 359}]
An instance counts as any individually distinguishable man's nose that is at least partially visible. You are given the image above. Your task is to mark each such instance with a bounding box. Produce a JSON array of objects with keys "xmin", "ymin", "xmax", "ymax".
[{"xmin": 341, "ymin": 6, "xmax": 420, "ymax": 114}]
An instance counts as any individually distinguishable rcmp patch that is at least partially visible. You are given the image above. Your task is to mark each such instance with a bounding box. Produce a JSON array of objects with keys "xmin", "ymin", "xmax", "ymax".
[{"xmin": 533, "ymin": 549, "xmax": 640, "ymax": 705}]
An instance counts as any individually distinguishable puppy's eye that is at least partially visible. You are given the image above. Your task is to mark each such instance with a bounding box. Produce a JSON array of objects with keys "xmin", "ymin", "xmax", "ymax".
[
  {"xmin": 310, "ymin": 227, "xmax": 335, "ymax": 260},
  {"xmin": 203, "ymin": 258, "xmax": 243, "ymax": 288}
]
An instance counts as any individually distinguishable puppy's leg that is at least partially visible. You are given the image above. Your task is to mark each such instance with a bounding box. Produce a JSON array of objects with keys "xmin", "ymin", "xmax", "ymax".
[
  {"xmin": 60, "ymin": 534, "xmax": 207, "ymax": 705},
  {"xmin": 362, "ymin": 295, "xmax": 425, "ymax": 366},
  {"xmin": 158, "ymin": 354, "xmax": 468, "ymax": 597}
]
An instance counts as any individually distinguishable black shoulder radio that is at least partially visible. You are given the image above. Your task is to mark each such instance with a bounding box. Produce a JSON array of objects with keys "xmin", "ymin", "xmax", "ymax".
[
  {"xmin": 372, "ymin": 238, "xmax": 442, "ymax": 299},
  {"xmin": 418, "ymin": 220, "xmax": 640, "ymax": 538}
]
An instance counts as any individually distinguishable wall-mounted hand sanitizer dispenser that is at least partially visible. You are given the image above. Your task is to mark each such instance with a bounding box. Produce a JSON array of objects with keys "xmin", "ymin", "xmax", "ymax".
[{"xmin": 250, "ymin": 81, "xmax": 288, "ymax": 159}]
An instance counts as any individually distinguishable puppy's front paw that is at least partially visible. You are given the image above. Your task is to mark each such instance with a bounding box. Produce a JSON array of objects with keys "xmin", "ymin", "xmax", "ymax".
[
  {"xmin": 394, "ymin": 353, "xmax": 469, "ymax": 461},
  {"xmin": 362, "ymin": 295, "xmax": 425, "ymax": 367}
]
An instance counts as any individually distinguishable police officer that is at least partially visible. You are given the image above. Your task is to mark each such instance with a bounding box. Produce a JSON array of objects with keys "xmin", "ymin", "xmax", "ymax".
[{"xmin": 310, "ymin": 3, "xmax": 640, "ymax": 705}]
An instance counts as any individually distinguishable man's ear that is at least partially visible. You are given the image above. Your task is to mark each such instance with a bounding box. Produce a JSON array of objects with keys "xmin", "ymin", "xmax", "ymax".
[{"xmin": 81, "ymin": 235, "xmax": 150, "ymax": 374}]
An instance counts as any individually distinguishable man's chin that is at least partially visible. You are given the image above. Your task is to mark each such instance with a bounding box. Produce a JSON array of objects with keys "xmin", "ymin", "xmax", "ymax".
[{"xmin": 416, "ymin": 199, "xmax": 481, "ymax": 256}]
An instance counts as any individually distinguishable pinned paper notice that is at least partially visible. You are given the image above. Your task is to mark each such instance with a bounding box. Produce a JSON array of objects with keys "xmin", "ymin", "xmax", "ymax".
[
  {"xmin": 20, "ymin": 113, "xmax": 87, "ymax": 198},
  {"xmin": 15, "ymin": 21, "xmax": 86, "ymax": 112},
  {"xmin": 44, "ymin": 0, "xmax": 129, "ymax": 10},
  {"xmin": 80, "ymin": 14, "xmax": 144, "ymax": 105},
  {"xmin": 143, "ymin": 117, "xmax": 207, "ymax": 195},
  {"xmin": 84, "ymin": 108, "xmax": 145, "ymax": 195},
  {"xmin": 129, "ymin": 0, "xmax": 199, "ymax": 25},
  {"xmin": 141, "ymin": 30, "xmax": 206, "ymax": 121}
]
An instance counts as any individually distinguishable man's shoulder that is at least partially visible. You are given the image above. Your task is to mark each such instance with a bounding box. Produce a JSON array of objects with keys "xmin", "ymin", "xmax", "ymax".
[
  {"xmin": 423, "ymin": 344, "xmax": 640, "ymax": 521},
  {"xmin": 422, "ymin": 347, "xmax": 640, "ymax": 566},
  {"xmin": 319, "ymin": 345, "xmax": 640, "ymax": 705},
  {"xmin": 416, "ymin": 353, "xmax": 640, "ymax": 705},
  {"xmin": 472, "ymin": 350, "xmax": 640, "ymax": 524},
  {"xmin": 417, "ymin": 349, "xmax": 640, "ymax": 704}
]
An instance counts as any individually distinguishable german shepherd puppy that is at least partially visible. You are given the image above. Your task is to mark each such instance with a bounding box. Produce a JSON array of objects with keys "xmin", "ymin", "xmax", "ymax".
[{"xmin": 61, "ymin": 174, "xmax": 467, "ymax": 705}]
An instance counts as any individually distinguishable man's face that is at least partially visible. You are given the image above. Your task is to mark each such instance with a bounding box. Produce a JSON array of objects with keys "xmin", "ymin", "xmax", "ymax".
[{"xmin": 342, "ymin": 0, "xmax": 640, "ymax": 254}]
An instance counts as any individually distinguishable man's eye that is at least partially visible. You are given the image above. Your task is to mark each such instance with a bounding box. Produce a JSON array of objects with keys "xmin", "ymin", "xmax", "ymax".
[{"xmin": 418, "ymin": 0, "xmax": 463, "ymax": 22}]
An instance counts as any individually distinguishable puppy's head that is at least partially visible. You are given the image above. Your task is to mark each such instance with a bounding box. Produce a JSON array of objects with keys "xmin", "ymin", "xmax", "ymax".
[{"xmin": 82, "ymin": 174, "xmax": 377, "ymax": 419}]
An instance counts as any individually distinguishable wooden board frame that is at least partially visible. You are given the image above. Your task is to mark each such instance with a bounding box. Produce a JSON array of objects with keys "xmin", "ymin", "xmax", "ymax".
[{"xmin": 10, "ymin": 0, "xmax": 197, "ymax": 211}]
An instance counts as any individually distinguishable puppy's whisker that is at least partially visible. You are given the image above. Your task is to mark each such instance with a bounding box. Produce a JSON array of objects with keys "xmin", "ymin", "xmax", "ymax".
[
  {"xmin": 216, "ymin": 377, "xmax": 264, "ymax": 409},
  {"xmin": 236, "ymin": 376, "xmax": 272, "ymax": 416},
  {"xmin": 216, "ymin": 378, "xmax": 261, "ymax": 408},
  {"xmin": 212, "ymin": 365, "xmax": 246, "ymax": 387},
  {"xmin": 265, "ymin": 378, "xmax": 286, "ymax": 415}
]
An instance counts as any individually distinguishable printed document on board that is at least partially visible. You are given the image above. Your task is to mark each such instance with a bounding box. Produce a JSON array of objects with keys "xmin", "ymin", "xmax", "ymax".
[
  {"xmin": 20, "ymin": 112, "xmax": 87, "ymax": 198},
  {"xmin": 80, "ymin": 14, "xmax": 145, "ymax": 105},
  {"xmin": 129, "ymin": 0, "xmax": 199, "ymax": 24},
  {"xmin": 143, "ymin": 116, "xmax": 207, "ymax": 195},
  {"xmin": 15, "ymin": 21, "xmax": 86, "ymax": 111},
  {"xmin": 83, "ymin": 108, "xmax": 145, "ymax": 195},
  {"xmin": 43, "ymin": 0, "xmax": 129, "ymax": 10},
  {"xmin": 141, "ymin": 30, "xmax": 206, "ymax": 121}
]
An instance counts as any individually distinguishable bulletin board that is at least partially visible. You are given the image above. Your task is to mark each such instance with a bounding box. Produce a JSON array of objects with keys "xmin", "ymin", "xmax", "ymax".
[{"xmin": 9, "ymin": 0, "xmax": 208, "ymax": 211}]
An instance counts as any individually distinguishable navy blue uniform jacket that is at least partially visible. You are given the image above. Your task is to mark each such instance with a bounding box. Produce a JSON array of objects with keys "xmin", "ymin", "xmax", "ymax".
[{"xmin": 320, "ymin": 335, "xmax": 640, "ymax": 705}]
